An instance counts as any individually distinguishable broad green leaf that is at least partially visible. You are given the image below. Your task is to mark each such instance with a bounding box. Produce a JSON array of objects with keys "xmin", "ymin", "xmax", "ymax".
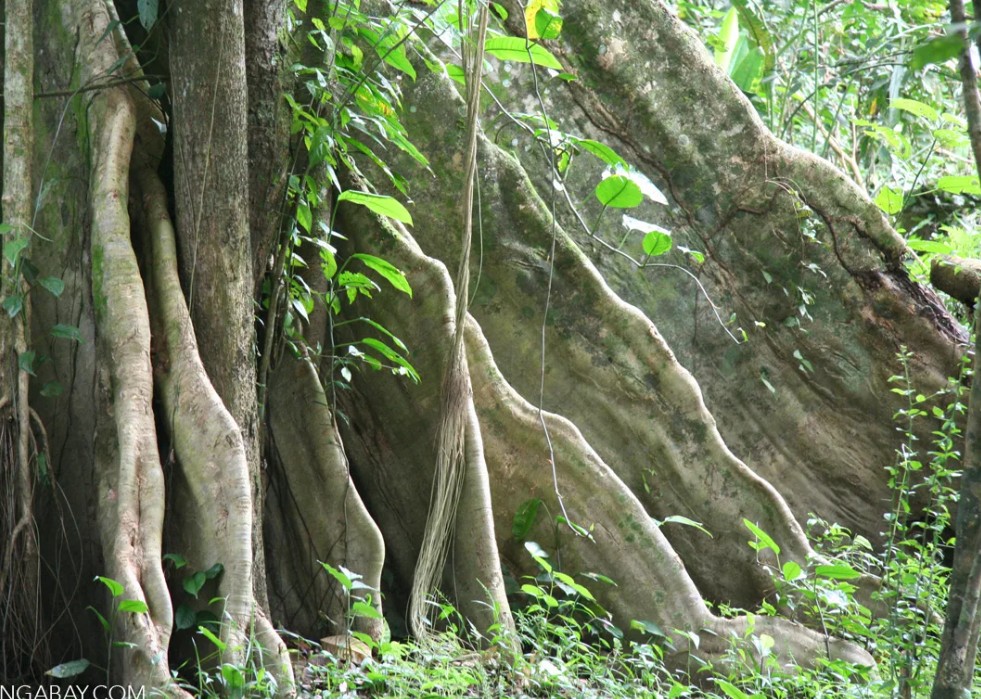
[
  {"xmin": 351, "ymin": 600, "xmax": 383, "ymax": 619},
  {"xmin": 595, "ymin": 175, "xmax": 643, "ymax": 208},
  {"xmin": 782, "ymin": 560, "xmax": 803, "ymax": 581},
  {"xmin": 296, "ymin": 203, "xmax": 312, "ymax": 233},
  {"xmin": 40, "ymin": 381, "xmax": 63, "ymax": 398},
  {"xmin": 221, "ymin": 664, "xmax": 246, "ymax": 690},
  {"xmin": 553, "ymin": 571, "xmax": 595, "ymax": 600},
  {"xmin": 3, "ymin": 236, "xmax": 29, "ymax": 267},
  {"xmin": 51, "ymin": 323, "xmax": 82, "ymax": 342},
  {"xmin": 715, "ymin": 679, "xmax": 750, "ymax": 699},
  {"xmin": 446, "ymin": 64, "xmax": 466, "ymax": 85},
  {"xmin": 742, "ymin": 519, "xmax": 780, "ymax": 555},
  {"xmin": 484, "ymin": 36, "xmax": 563, "ymax": 70},
  {"xmin": 321, "ymin": 562, "xmax": 354, "ymax": 591},
  {"xmin": 46, "ymin": 659, "xmax": 91, "ymax": 679},
  {"xmin": 890, "ymin": 98, "xmax": 940, "ymax": 123},
  {"xmin": 366, "ymin": 319, "xmax": 410, "ymax": 352},
  {"xmin": 351, "ymin": 253, "xmax": 412, "ymax": 297},
  {"xmin": 337, "ymin": 190, "xmax": 413, "ymax": 225},
  {"xmin": 95, "ymin": 576, "xmax": 125, "ymax": 598},
  {"xmin": 512, "ymin": 498, "xmax": 544, "ymax": 540},
  {"xmin": 163, "ymin": 553, "xmax": 188, "ymax": 569},
  {"xmin": 574, "ymin": 138, "xmax": 626, "ymax": 166},
  {"xmin": 937, "ymin": 175, "xmax": 981, "ymax": 195},
  {"xmin": 730, "ymin": 45, "xmax": 764, "ymax": 91},
  {"xmin": 3, "ymin": 294, "xmax": 23, "ymax": 318},
  {"xmin": 203, "ymin": 563, "xmax": 224, "ymax": 580},
  {"xmin": 137, "ymin": 0, "xmax": 158, "ymax": 30},
  {"xmin": 118, "ymin": 599, "xmax": 149, "ymax": 614},
  {"xmin": 183, "ymin": 571, "xmax": 206, "ymax": 598},
  {"xmin": 175, "ymin": 604, "xmax": 197, "ymax": 631},
  {"xmin": 524, "ymin": 0, "xmax": 560, "ymax": 39},
  {"xmin": 630, "ymin": 619, "xmax": 666, "ymax": 637},
  {"xmin": 875, "ymin": 186, "xmax": 903, "ymax": 215},
  {"xmin": 911, "ymin": 35, "xmax": 964, "ymax": 70},
  {"xmin": 642, "ymin": 231, "xmax": 672, "ymax": 257},
  {"xmin": 715, "ymin": 8, "xmax": 740, "ymax": 72},
  {"xmin": 38, "ymin": 276, "xmax": 65, "ymax": 297},
  {"xmin": 534, "ymin": 9, "xmax": 563, "ymax": 41},
  {"xmin": 907, "ymin": 238, "xmax": 953, "ymax": 254},
  {"xmin": 814, "ymin": 563, "xmax": 862, "ymax": 580}
]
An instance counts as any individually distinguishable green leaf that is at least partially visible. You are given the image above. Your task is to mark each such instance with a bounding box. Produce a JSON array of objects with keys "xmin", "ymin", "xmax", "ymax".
[
  {"xmin": 3, "ymin": 294, "xmax": 23, "ymax": 318},
  {"xmin": 95, "ymin": 576, "xmax": 125, "ymax": 598},
  {"xmin": 183, "ymin": 571, "xmax": 206, "ymax": 598},
  {"xmin": 296, "ymin": 203, "xmax": 312, "ymax": 233},
  {"xmin": 351, "ymin": 600, "xmax": 383, "ymax": 619},
  {"xmin": 51, "ymin": 323, "xmax": 83, "ymax": 342},
  {"xmin": 198, "ymin": 625, "xmax": 226, "ymax": 651},
  {"xmin": 221, "ymin": 664, "xmax": 246, "ymax": 689},
  {"xmin": 3, "ymin": 236, "xmax": 29, "ymax": 268},
  {"xmin": 512, "ymin": 498, "xmax": 544, "ymax": 540},
  {"xmin": 534, "ymin": 9, "xmax": 563, "ymax": 40},
  {"xmin": 337, "ymin": 190, "xmax": 413, "ymax": 225},
  {"xmin": 937, "ymin": 175, "xmax": 981, "ymax": 195},
  {"xmin": 890, "ymin": 98, "xmax": 940, "ymax": 123},
  {"xmin": 742, "ymin": 519, "xmax": 780, "ymax": 555},
  {"xmin": 360, "ymin": 337, "xmax": 420, "ymax": 382},
  {"xmin": 321, "ymin": 562, "xmax": 355, "ymax": 591},
  {"xmin": 175, "ymin": 604, "xmax": 197, "ymax": 631},
  {"xmin": 782, "ymin": 560, "xmax": 803, "ymax": 581},
  {"xmin": 163, "ymin": 553, "xmax": 188, "ymax": 569},
  {"xmin": 911, "ymin": 34, "xmax": 964, "ymax": 70},
  {"xmin": 875, "ymin": 186, "xmax": 903, "ymax": 215},
  {"xmin": 46, "ymin": 659, "xmax": 91, "ymax": 679},
  {"xmin": 350, "ymin": 253, "xmax": 412, "ymax": 297},
  {"xmin": 661, "ymin": 515, "xmax": 712, "ymax": 538},
  {"xmin": 137, "ymin": 0, "xmax": 158, "ymax": 30},
  {"xmin": 715, "ymin": 8, "xmax": 740, "ymax": 72},
  {"xmin": 630, "ymin": 619, "xmax": 666, "ymax": 637},
  {"xmin": 595, "ymin": 175, "xmax": 643, "ymax": 208},
  {"xmin": 203, "ymin": 563, "xmax": 224, "ymax": 580},
  {"xmin": 446, "ymin": 64, "xmax": 466, "ymax": 85},
  {"xmin": 38, "ymin": 276, "xmax": 65, "ymax": 298},
  {"xmin": 40, "ymin": 381, "xmax": 63, "ymax": 398},
  {"xmin": 484, "ymin": 36, "xmax": 563, "ymax": 70},
  {"xmin": 907, "ymin": 238, "xmax": 953, "ymax": 254},
  {"xmin": 715, "ymin": 679, "xmax": 751, "ymax": 699},
  {"xmin": 642, "ymin": 231, "xmax": 672, "ymax": 257},
  {"xmin": 814, "ymin": 563, "xmax": 862, "ymax": 580},
  {"xmin": 118, "ymin": 599, "xmax": 149, "ymax": 614},
  {"xmin": 730, "ymin": 45, "xmax": 764, "ymax": 91},
  {"xmin": 21, "ymin": 350, "xmax": 40, "ymax": 376},
  {"xmin": 574, "ymin": 138, "xmax": 626, "ymax": 166}
]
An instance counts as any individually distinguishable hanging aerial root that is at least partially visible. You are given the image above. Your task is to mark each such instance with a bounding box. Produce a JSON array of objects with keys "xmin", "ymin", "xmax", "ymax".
[{"xmin": 408, "ymin": 1, "xmax": 491, "ymax": 641}]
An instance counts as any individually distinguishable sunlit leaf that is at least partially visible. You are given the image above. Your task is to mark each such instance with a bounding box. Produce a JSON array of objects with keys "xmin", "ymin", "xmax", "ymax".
[
  {"xmin": 484, "ymin": 36, "xmax": 563, "ymax": 70},
  {"xmin": 337, "ymin": 190, "xmax": 413, "ymax": 225},
  {"xmin": 595, "ymin": 175, "xmax": 643, "ymax": 208}
]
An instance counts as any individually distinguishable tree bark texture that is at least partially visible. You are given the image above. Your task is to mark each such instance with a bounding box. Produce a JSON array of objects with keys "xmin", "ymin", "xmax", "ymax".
[{"xmin": 4, "ymin": 0, "xmax": 973, "ymax": 689}]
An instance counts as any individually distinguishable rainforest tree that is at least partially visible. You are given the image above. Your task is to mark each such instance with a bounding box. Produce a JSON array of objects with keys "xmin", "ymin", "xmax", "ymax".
[{"xmin": 0, "ymin": 0, "xmax": 972, "ymax": 694}]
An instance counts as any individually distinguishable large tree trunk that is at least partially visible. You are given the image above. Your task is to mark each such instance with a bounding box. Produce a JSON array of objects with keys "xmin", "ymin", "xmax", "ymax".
[{"xmin": 2, "ymin": 0, "xmax": 969, "ymax": 689}]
